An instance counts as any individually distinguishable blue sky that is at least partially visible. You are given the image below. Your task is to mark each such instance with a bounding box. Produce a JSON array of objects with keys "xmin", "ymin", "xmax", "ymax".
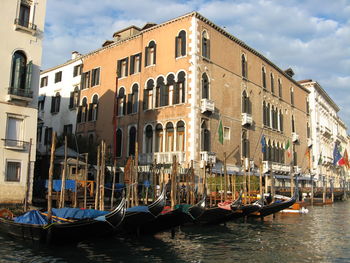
[{"xmin": 42, "ymin": 0, "xmax": 350, "ymax": 128}]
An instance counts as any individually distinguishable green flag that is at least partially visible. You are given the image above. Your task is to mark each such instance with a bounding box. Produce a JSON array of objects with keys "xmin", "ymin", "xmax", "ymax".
[
  {"xmin": 218, "ymin": 120, "xmax": 224, "ymax": 144},
  {"xmin": 285, "ymin": 139, "xmax": 291, "ymax": 157}
]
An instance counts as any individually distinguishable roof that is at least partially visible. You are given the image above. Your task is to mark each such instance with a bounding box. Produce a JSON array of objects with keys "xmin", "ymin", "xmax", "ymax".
[{"xmin": 54, "ymin": 146, "xmax": 80, "ymax": 158}]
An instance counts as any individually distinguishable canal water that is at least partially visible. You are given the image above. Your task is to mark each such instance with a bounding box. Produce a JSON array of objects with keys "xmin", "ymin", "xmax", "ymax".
[{"xmin": 1, "ymin": 202, "xmax": 350, "ymax": 263}]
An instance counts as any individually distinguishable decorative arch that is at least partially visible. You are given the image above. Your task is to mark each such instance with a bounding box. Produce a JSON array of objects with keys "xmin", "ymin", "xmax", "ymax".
[{"xmin": 175, "ymin": 30, "xmax": 186, "ymax": 58}]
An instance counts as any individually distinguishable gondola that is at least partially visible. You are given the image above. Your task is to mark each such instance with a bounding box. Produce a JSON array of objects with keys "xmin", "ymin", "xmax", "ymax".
[
  {"xmin": 138, "ymin": 192, "xmax": 206, "ymax": 235},
  {"xmin": 249, "ymin": 189, "xmax": 298, "ymax": 218},
  {"xmin": 194, "ymin": 194, "xmax": 243, "ymax": 225},
  {"xmin": 0, "ymin": 198, "xmax": 126, "ymax": 244},
  {"xmin": 116, "ymin": 186, "xmax": 167, "ymax": 234}
]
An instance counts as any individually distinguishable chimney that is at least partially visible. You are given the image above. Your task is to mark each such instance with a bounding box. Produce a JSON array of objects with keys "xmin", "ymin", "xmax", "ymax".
[{"xmin": 71, "ymin": 51, "xmax": 81, "ymax": 60}]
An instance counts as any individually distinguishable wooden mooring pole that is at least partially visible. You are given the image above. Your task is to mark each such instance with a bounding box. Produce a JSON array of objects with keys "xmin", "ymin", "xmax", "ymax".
[{"xmin": 47, "ymin": 131, "xmax": 56, "ymax": 223}]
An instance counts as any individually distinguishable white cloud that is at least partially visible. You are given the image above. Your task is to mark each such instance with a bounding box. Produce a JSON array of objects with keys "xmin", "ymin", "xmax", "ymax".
[{"xmin": 42, "ymin": 0, "xmax": 350, "ymax": 128}]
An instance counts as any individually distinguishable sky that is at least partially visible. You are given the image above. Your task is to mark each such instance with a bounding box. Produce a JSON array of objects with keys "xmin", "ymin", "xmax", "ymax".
[{"xmin": 42, "ymin": 0, "xmax": 350, "ymax": 128}]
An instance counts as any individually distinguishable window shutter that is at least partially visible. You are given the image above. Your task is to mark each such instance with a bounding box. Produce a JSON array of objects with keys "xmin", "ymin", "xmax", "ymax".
[
  {"xmin": 117, "ymin": 60, "xmax": 122, "ymax": 78},
  {"xmin": 143, "ymin": 90, "xmax": 148, "ymax": 110},
  {"xmin": 138, "ymin": 53, "xmax": 142, "ymax": 72},
  {"xmin": 57, "ymin": 95, "xmax": 61, "ymax": 112},
  {"xmin": 96, "ymin": 68, "xmax": 100, "ymax": 85},
  {"xmin": 25, "ymin": 61, "xmax": 33, "ymax": 92},
  {"xmin": 127, "ymin": 94, "xmax": 132, "ymax": 114},
  {"xmin": 77, "ymin": 106, "xmax": 82, "ymax": 123},
  {"xmin": 207, "ymin": 39, "xmax": 210, "ymax": 59},
  {"xmin": 123, "ymin": 95, "xmax": 126, "ymax": 115},
  {"xmin": 69, "ymin": 92, "xmax": 74, "ymax": 108},
  {"xmin": 145, "ymin": 47, "xmax": 148, "ymax": 66},
  {"xmin": 51, "ymin": 96, "xmax": 55, "ymax": 113},
  {"xmin": 125, "ymin": 57, "xmax": 129, "ymax": 76},
  {"xmin": 175, "ymin": 37, "xmax": 178, "ymax": 58},
  {"xmin": 88, "ymin": 103, "xmax": 93, "ymax": 121},
  {"xmin": 81, "ymin": 73, "xmax": 85, "ymax": 90},
  {"xmin": 153, "ymin": 44, "xmax": 157, "ymax": 64},
  {"xmin": 181, "ymin": 36, "xmax": 186, "ymax": 56},
  {"xmin": 95, "ymin": 104, "xmax": 98, "ymax": 121},
  {"xmin": 130, "ymin": 55, "xmax": 134, "ymax": 75},
  {"xmin": 13, "ymin": 58, "xmax": 21, "ymax": 90}
]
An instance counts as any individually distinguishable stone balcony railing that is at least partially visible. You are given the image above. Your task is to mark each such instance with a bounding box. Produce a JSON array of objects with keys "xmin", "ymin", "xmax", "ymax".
[{"xmin": 139, "ymin": 151, "xmax": 185, "ymax": 164}]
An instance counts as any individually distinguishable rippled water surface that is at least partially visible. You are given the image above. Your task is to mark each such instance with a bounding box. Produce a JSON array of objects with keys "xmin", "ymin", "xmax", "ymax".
[{"xmin": 1, "ymin": 202, "xmax": 350, "ymax": 263}]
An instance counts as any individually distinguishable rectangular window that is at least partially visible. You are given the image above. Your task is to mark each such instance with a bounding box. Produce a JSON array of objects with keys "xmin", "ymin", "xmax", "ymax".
[
  {"xmin": 63, "ymin": 124, "xmax": 73, "ymax": 136},
  {"xmin": 44, "ymin": 127, "xmax": 52, "ymax": 145},
  {"xmin": 6, "ymin": 161, "xmax": 21, "ymax": 182},
  {"xmin": 91, "ymin": 67, "xmax": 100, "ymax": 86},
  {"xmin": 81, "ymin": 72, "xmax": 90, "ymax": 89},
  {"xmin": 54, "ymin": 71, "xmax": 62, "ymax": 83},
  {"xmin": 130, "ymin": 53, "xmax": 141, "ymax": 75},
  {"xmin": 18, "ymin": 3, "xmax": 30, "ymax": 28},
  {"xmin": 37, "ymin": 126, "xmax": 42, "ymax": 143},
  {"xmin": 117, "ymin": 58, "xmax": 129, "ymax": 78},
  {"xmin": 73, "ymin": 65, "xmax": 82, "ymax": 77},
  {"xmin": 224, "ymin": 127, "xmax": 230, "ymax": 140},
  {"xmin": 40, "ymin": 76, "xmax": 48, "ymax": 88},
  {"xmin": 6, "ymin": 117, "xmax": 23, "ymax": 148}
]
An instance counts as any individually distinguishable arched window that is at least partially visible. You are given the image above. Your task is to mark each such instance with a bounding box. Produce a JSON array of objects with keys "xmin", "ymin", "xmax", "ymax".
[
  {"xmin": 116, "ymin": 129, "xmax": 122, "ymax": 157},
  {"xmin": 241, "ymin": 54, "xmax": 247, "ymax": 79},
  {"xmin": 90, "ymin": 94, "xmax": 98, "ymax": 121},
  {"xmin": 11, "ymin": 51, "xmax": 30, "ymax": 93},
  {"xmin": 242, "ymin": 130, "xmax": 249, "ymax": 158},
  {"xmin": 242, "ymin": 90, "xmax": 251, "ymax": 114},
  {"xmin": 145, "ymin": 125, "xmax": 153, "ymax": 153},
  {"xmin": 201, "ymin": 121, "xmax": 210, "ymax": 151},
  {"xmin": 270, "ymin": 73, "xmax": 274, "ymax": 94},
  {"xmin": 117, "ymin": 88, "xmax": 126, "ymax": 116},
  {"xmin": 175, "ymin": 30, "xmax": 186, "ymax": 58},
  {"xmin": 176, "ymin": 121, "xmax": 185, "ymax": 151},
  {"xmin": 267, "ymin": 140, "xmax": 272, "ymax": 161},
  {"xmin": 167, "ymin": 74, "xmax": 175, "ymax": 105},
  {"xmin": 278, "ymin": 79, "xmax": 282, "ymax": 98},
  {"xmin": 263, "ymin": 101, "xmax": 267, "ymax": 126},
  {"xmin": 143, "ymin": 79, "xmax": 154, "ymax": 110},
  {"xmin": 202, "ymin": 31, "xmax": 210, "ymax": 59},
  {"xmin": 263, "ymin": 137, "xmax": 268, "ymax": 161},
  {"xmin": 267, "ymin": 103, "xmax": 271, "ymax": 127},
  {"xmin": 307, "ymin": 122, "xmax": 310, "ymax": 138},
  {"xmin": 69, "ymin": 86, "xmax": 79, "ymax": 109},
  {"xmin": 156, "ymin": 77, "xmax": 168, "ymax": 107},
  {"xmin": 202, "ymin": 73, "xmax": 209, "ymax": 99},
  {"xmin": 128, "ymin": 84, "xmax": 138, "ymax": 114},
  {"xmin": 51, "ymin": 92, "xmax": 61, "ymax": 114},
  {"xmin": 128, "ymin": 126, "xmax": 136, "ymax": 156},
  {"xmin": 177, "ymin": 71, "xmax": 186, "ymax": 104},
  {"xmin": 279, "ymin": 109, "xmax": 284, "ymax": 132},
  {"xmin": 292, "ymin": 115, "xmax": 295, "ymax": 133},
  {"xmin": 155, "ymin": 124, "xmax": 163, "ymax": 152},
  {"xmin": 290, "ymin": 87, "xmax": 294, "ymax": 106},
  {"xmin": 165, "ymin": 122, "xmax": 174, "ymax": 152},
  {"xmin": 145, "ymin": 40, "xmax": 156, "ymax": 66},
  {"xmin": 77, "ymin": 97, "xmax": 88, "ymax": 123},
  {"xmin": 262, "ymin": 67, "xmax": 266, "ymax": 89}
]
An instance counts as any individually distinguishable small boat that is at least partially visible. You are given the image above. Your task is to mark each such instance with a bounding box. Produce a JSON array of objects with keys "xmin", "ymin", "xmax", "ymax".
[
  {"xmin": 0, "ymin": 198, "xmax": 126, "ymax": 244},
  {"xmin": 138, "ymin": 193, "xmax": 206, "ymax": 235},
  {"xmin": 117, "ymin": 186, "xmax": 166, "ymax": 234},
  {"xmin": 249, "ymin": 190, "xmax": 298, "ymax": 218}
]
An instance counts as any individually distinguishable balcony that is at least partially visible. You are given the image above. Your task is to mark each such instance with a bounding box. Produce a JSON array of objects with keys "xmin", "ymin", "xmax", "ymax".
[
  {"xmin": 241, "ymin": 113, "xmax": 253, "ymax": 126},
  {"xmin": 200, "ymin": 99, "xmax": 215, "ymax": 114},
  {"xmin": 6, "ymin": 87, "xmax": 33, "ymax": 102},
  {"xmin": 200, "ymin": 151, "xmax": 216, "ymax": 164},
  {"xmin": 320, "ymin": 125, "xmax": 332, "ymax": 138},
  {"xmin": 2, "ymin": 139, "xmax": 29, "ymax": 151},
  {"xmin": 139, "ymin": 153, "xmax": 153, "ymax": 165},
  {"xmin": 14, "ymin": 18, "xmax": 37, "ymax": 35},
  {"xmin": 292, "ymin": 132, "xmax": 299, "ymax": 142},
  {"xmin": 263, "ymin": 161, "xmax": 291, "ymax": 174},
  {"xmin": 154, "ymin": 151, "xmax": 185, "ymax": 164}
]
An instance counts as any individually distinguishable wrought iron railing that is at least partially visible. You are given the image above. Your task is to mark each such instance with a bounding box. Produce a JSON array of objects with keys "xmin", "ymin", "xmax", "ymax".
[
  {"xmin": 3, "ymin": 139, "xmax": 29, "ymax": 150},
  {"xmin": 14, "ymin": 18, "xmax": 37, "ymax": 31},
  {"xmin": 8, "ymin": 87, "xmax": 33, "ymax": 98}
]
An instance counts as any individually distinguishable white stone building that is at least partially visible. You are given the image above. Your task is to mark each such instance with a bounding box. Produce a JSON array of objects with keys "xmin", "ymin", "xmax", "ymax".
[
  {"xmin": 300, "ymin": 80, "xmax": 349, "ymax": 189},
  {"xmin": 0, "ymin": 0, "xmax": 46, "ymax": 203},
  {"xmin": 37, "ymin": 52, "xmax": 82, "ymax": 155}
]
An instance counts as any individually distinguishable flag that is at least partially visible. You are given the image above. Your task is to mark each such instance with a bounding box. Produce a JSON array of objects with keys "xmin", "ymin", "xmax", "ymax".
[
  {"xmin": 338, "ymin": 149, "xmax": 349, "ymax": 168},
  {"xmin": 333, "ymin": 142, "xmax": 342, "ymax": 165},
  {"xmin": 218, "ymin": 119, "xmax": 223, "ymax": 145},
  {"xmin": 285, "ymin": 140, "xmax": 291, "ymax": 157},
  {"xmin": 261, "ymin": 135, "xmax": 266, "ymax": 153},
  {"xmin": 318, "ymin": 153, "xmax": 323, "ymax": 165}
]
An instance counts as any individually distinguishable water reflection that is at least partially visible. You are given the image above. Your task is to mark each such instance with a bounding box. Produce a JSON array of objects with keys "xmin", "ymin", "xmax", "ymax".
[{"xmin": 1, "ymin": 203, "xmax": 350, "ymax": 262}]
